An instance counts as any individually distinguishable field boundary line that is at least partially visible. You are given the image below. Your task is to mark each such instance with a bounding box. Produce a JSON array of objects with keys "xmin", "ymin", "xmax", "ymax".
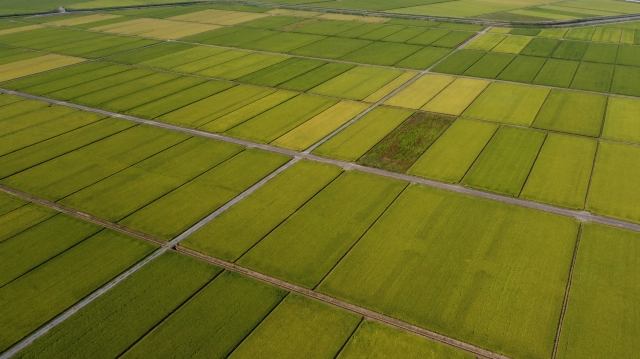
[
  {"xmin": 177, "ymin": 246, "xmax": 507, "ymax": 359},
  {"xmin": 551, "ymin": 224, "xmax": 583, "ymax": 359},
  {"xmin": 4, "ymin": 88, "xmax": 640, "ymax": 233}
]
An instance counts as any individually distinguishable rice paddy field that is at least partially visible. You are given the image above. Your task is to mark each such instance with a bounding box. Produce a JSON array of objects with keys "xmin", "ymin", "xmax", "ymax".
[{"xmin": 2, "ymin": 2, "xmax": 640, "ymax": 359}]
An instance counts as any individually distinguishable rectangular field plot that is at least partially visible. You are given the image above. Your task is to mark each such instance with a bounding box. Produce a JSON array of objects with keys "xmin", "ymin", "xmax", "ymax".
[
  {"xmin": 227, "ymin": 294, "xmax": 361, "ymax": 359},
  {"xmin": 339, "ymin": 42, "xmax": 422, "ymax": 66},
  {"xmin": 358, "ymin": 112, "xmax": 453, "ymax": 173},
  {"xmin": 533, "ymin": 58, "xmax": 580, "ymax": 88},
  {"xmin": 0, "ymin": 125, "xmax": 187, "ymax": 201},
  {"xmin": 570, "ymin": 62, "xmax": 614, "ymax": 92},
  {"xmin": 106, "ymin": 42, "xmax": 195, "ymax": 65},
  {"xmin": 0, "ymin": 203, "xmax": 56, "ymax": 243},
  {"xmin": 137, "ymin": 46, "xmax": 231, "ymax": 71},
  {"xmin": 309, "ymin": 66, "xmax": 404, "ymax": 100},
  {"xmin": 0, "ymin": 214, "xmax": 101, "ymax": 287},
  {"xmin": 362, "ymin": 72, "xmax": 417, "ymax": 103},
  {"xmin": 532, "ymin": 90, "xmax": 607, "ymax": 136},
  {"xmin": 602, "ymin": 97, "xmax": 640, "ymax": 144},
  {"xmin": 338, "ymin": 320, "xmax": 474, "ymax": 359},
  {"xmin": 422, "ymin": 77, "xmax": 490, "ymax": 115},
  {"xmin": 394, "ymin": 46, "xmax": 452, "ymax": 70},
  {"xmin": 237, "ymin": 57, "xmax": 326, "ymax": 87},
  {"xmin": 183, "ymin": 161, "xmax": 342, "ymax": 261},
  {"xmin": 496, "ymin": 55, "xmax": 546, "ymax": 83},
  {"xmin": 272, "ymin": 101, "xmax": 369, "ymax": 151},
  {"xmin": 462, "ymin": 126, "xmax": 546, "ymax": 196},
  {"xmin": 14, "ymin": 251, "xmax": 220, "ymax": 359},
  {"xmin": 521, "ymin": 134, "xmax": 597, "ymax": 209},
  {"xmin": 58, "ymin": 138, "xmax": 243, "ymax": 222},
  {"xmin": 0, "ymin": 230, "xmax": 156, "ymax": 352},
  {"xmin": 237, "ymin": 170, "xmax": 406, "ymax": 288},
  {"xmin": 463, "ymin": 82, "xmax": 550, "ymax": 126},
  {"xmin": 198, "ymin": 53, "xmax": 290, "ymax": 80},
  {"xmin": 242, "ymin": 32, "xmax": 325, "ymax": 52},
  {"xmin": 0, "ymin": 191, "xmax": 28, "ymax": 217},
  {"xmin": 169, "ymin": 9, "xmax": 268, "ymax": 25},
  {"xmin": 462, "ymin": 52, "xmax": 514, "ymax": 79},
  {"xmin": 290, "ymin": 37, "xmax": 371, "ymax": 59},
  {"xmin": 120, "ymin": 271, "xmax": 286, "ymax": 359},
  {"xmin": 491, "ymin": 35, "xmax": 532, "ymax": 54},
  {"xmin": 385, "ymin": 73, "xmax": 454, "ymax": 109},
  {"xmin": 615, "ymin": 45, "xmax": 640, "ymax": 66},
  {"xmin": 119, "ymin": 149, "xmax": 290, "ymax": 240},
  {"xmin": 0, "ymin": 105, "xmax": 78, "ymax": 138},
  {"xmin": 582, "ymin": 42, "xmax": 618, "ymax": 63},
  {"xmin": 225, "ymin": 95, "xmax": 337, "ymax": 143},
  {"xmin": 520, "ymin": 38, "xmax": 559, "ymax": 57},
  {"xmin": 557, "ymin": 223, "xmax": 640, "ymax": 359},
  {"xmin": 91, "ymin": 18, "xmax": 219, "ymax": 39},
  {"xmin": 408, "ymin": 119, "xmax": 498, "ymax": 183},
  {"xmin": 278, "ymin": 62, "xmax": 354, "ymax": 92},
  {"xmin": 0, "ymin": 54, "xmax": 84, "ymax": 83},
  {"xmin": 405, "ymin": 29, "xmax": 450, "ymax": 46},
  {"xmin": 587, "ymin": 141, "xmax": 640, "ymax": 223},
  {"xmin": 318, "ymin": 184, "xmax": 579, "ymax": 359},
  {"xmin": 313, "ymin": 107, "xmax": 412, "ymax": 161},
  {"xmin": 185, "ymin": 27, "xmax": 277, "ymax": 47},
  {"xmin": 464, "ymin": 33, "xmax": 506, "ymax": 51},
  {"xmin": 48, "ymin": 13, "xmax": 122, "ymax": 27},
  {"xmin": 431, "ymin": 50, "xmax": 483, "ymax": 74},
  {"xmin": 552, "ymin": 40, "xmax": 588, "ymax": 60},
  {"xmin": 610, "ymin": 65, "xmax": 640, "ymax": 97}
]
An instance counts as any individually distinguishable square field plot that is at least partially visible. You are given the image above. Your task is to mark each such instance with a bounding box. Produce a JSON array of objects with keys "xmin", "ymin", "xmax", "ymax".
[
  {"xmin": 533, "ymin": 59, "xmax": 580, "ymax": 88},
  {"xmin": 610, "ymin": 65, "xmax": 640, "ymax": 97},
  {"xmin": 587, "ymin": 141, "xmax": 640, "ymax": 223},
  {"xmin": 532, "ymin": 90, "xmax": 607, "ymax": 137},
  {"xmin": 602, "ymin": 97, "xmax": 640, "ymax": 144},
  {"xmin": 408, "ymin": 119, "xmax": 498, "ymax": 183},
  {"xmin": 552, "ymin": 40, "xmax": 588, "ymax": 60},
  {"xmin": 520, "ymin": 134, "xmax": 597, "ymax": 209},
  {"xmin": 463, "ymin": 82, "xmax": 550, "ymax": 126},
  {"xmin": 496, "ymin": 55, "xmax": 546, "ymax": 83},
  {"xmin": 582, "ymin": 42, "xmax": 619, "ymax": 64},
  {"xmin": 462, "ymin": 52, "xmax": 515, "ymax": 79},
  {"xmin": 520, "ymin": 38, "xmax": 559, "ymax": 57},
  {"xmin": 570, "ymin": 62, "xmax": 614, "ymax": 93},
  {"xmin": 557, "ymin": 223, "xmax": 640, "ymax": 359},
  {"xmin": 318, "ymin": 184, "xmax": 579, "ymax": 359},
  {"xmin": 462, "ymin": 126, "xmax": 546, "ymax": 196}
]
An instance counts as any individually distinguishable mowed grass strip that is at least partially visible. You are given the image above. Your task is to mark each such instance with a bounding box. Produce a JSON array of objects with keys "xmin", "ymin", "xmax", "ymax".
[
  {"xmin": 238, "ymin": 170, "xmax": 406, "ymax": 288},
  {"xmin": 587, "ymin": 141, "xmax": 640, "ymax": 223},
  {"xmin": 358, "ymin": 112, "xmax": 453, "ymax": 173},
  {"xmin": 0, "ymin": 214, "xmax": 101, "ymax": 287},
  {"xmin": 521, "ymin": 134, "xmax": 597, "ymax": 209},
  {"xmin": 225, "ymin": 95, "xmax": 338, "ymax": 143},
  {"xmin": 0, "ymin": 230, "xmax": 156, "ymax": 352},
  {"xmin": 0, "ymin": 126, "xmax": 188, "ymax": 201},
  {"xmin": 384, "ymin": 73, "xmax": 454, "ymax": 109},
  {"xmin": 318, "ymin": 184, "xmax": 579, "ymax": 359},
  {"xmin": 272, "ymin": 101, "xmax": 369, "ymax": 151},
  {"xmin": 408, "ymin": 119, "xmax": 498, "ymax": 183},
  {"xmin": 0, "ymin": 203, "xmax": 56, "ymax": 243},
  {"xmin": 313, "ymin": 107, "xmax": 412, "ymax": 161},
  {"xmin": 422, "ymin": 78, "xmax": 490, "ymax": 116},
  {"xmin": 15, "ymin": 251, "xmax": 220, "ymax": 359},
  {"xmin": 309, "ymin": 66, "xmax": 404, "ymax": 100},
  {"xmin": 338, "ymin": 320, "xmax": 474, "ymax": 359},
  {"xmin": 226, "ymin": 294, "xmax": 361, "ymax": 359},
  {"xmin": 463, "ymin": 82, "xmax": 550, "ymax": 126},
  {"xmin": 463, "ymin": 126, "xmax": 546, "ymax": 196},
  {"xmin": 183, "ymin": 161, "xmax": 342, "ymax": 262},
  {"xmin": 59, "ymin": 138, "xmax": 244, "ymax": 222},
  {"xmin": 532, "ymin": 90, "xmax": 607, "ymax": 137},
  {"xmin": 602, "ymin": 97, "xmax": 640, "ymax": 144},
  {"xmin": 121, "ymin": 271, "xmax": 287, "ymax": 359},
  {"xmin": 119, "ymin": 149, "xmax": 290, "ymax": 240},
  {"xmin": 557, "ymin": 223, "xmax": 640, "ymax": 359}
]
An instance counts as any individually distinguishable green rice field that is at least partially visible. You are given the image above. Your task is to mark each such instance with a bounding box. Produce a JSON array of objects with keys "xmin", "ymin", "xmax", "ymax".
[{"xmin": 2, "ymin": 2, "xmax": 640, "ymax": 359}]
